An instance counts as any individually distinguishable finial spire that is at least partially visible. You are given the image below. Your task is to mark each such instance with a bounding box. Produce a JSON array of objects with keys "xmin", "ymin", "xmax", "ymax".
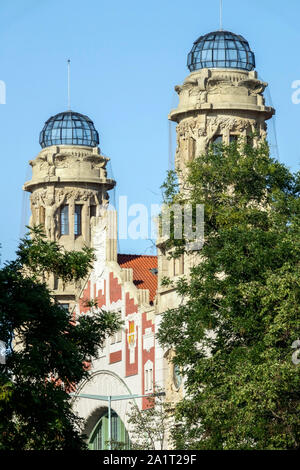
[
  {"xmin": 67, "ymin": 59, "xmax": 71, "ymax": 111},
  {"xmin": 220, "ymin": 0, "xmax": 223, "ymax": 31}
]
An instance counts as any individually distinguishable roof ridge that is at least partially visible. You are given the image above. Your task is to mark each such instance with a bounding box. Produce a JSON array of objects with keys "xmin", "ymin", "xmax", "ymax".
[{"xmin": 118, "ymin": 253, "xmax": 157, "ymax": 258}]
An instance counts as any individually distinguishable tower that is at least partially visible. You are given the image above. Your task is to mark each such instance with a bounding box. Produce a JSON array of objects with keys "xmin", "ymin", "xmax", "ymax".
[
  {"xmin": 155, "ymin": 30, "xmax": 275, "ymax": 399},
  {"xmin": 172, "ymin": 30, "xmax": 274, "ymax": 178},
  {"xmin": 23, "ymin": 110, "xmax": 116, "ymax": 307}
]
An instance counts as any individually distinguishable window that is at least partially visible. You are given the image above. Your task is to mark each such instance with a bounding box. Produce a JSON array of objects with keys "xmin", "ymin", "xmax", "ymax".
[
  {"xmin": 74, "ymin": 205, "xmax": 82, "ymax": 236},
  {"xmin": 60, "ymin": 303, "xmax": 69, "ymax": 312},
  {"xmin": 144, "ymin": 360, "xmax": 154, "ymax": 393},
  {"xmin": 39, "ymin": 206, "xmax": 45, "ymax": 225},
  {"xmin": 173, "ymin": 254, "xmax": 184, "ymax": 276},
  {"xmin": 90, "ymin": 205, "xmax": 97, "ymax": 218},
  {"xmin": 212, "ymin": 135, "xmax": 223, "ymax": 154},
  {"xmin": 111, "ymin": 312, "xmax": 122, "ymax": 345},
  {"xmin": 213, "ymin": 135, "xmax": 223, "ymax": 144},
  {"xmin": 173, "ymin": 364, "xmax": 182, "ymax": 390},
  {"xmin": 88, "ymin": 410, "xmax": 131, "ymax": 450},
  {"xmin": 112, "ymin": 413, "xmax": 118, "ymax": 443},
  {"xmin": 54, "ymin": 276, "xmax": 59, "ymax": 290},
  {"xmin": 111, "ymin": 329, "xmax": 122, "ymax": 345},
  {"xmin": 230, "ymin": 135, "xmax": 238, "ymax": 143},
  {"xmin": 60, "ymin": 205, "xmax": 69, "ymax": 235},
  {"xmin": 246, "ymin": 135, "xmax": 254, "ymax": 147}
]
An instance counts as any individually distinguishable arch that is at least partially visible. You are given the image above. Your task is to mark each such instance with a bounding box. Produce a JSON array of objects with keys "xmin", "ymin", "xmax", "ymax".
[
  {"xmin": 72, "ymin": 370, "xmax": 138, "ymax": 445},
  {"xmin": 76, "ymin": 369, "xmax": 134, "ymax": 398}
]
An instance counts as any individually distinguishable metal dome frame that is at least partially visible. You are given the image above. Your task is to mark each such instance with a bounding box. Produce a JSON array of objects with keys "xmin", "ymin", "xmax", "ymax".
[
  {"xmin": 39, "ymin": 110, "xmax": 100, "ymax": 148},
  {"xmin": 187, "ymin": 30, "xmax": 255, "ymax": 72}
]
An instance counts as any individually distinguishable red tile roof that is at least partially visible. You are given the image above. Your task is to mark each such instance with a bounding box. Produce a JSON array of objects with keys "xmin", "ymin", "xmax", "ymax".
[{"xmin": 117, "ymin": 254, "xmax": 158, "ymax": 304}]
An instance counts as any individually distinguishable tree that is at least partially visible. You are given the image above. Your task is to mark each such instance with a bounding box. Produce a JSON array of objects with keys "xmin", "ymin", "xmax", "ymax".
[
  {"xmin": 126, "ymin": 387, "xmax": 173, "ymax": 450},
  {"xmin": 157, "ymin": 139, "xmax": 300, "ymax": 450},
  {"xmin": 0, "ymin": 227, "xmax": 121, "ymax": 450}
]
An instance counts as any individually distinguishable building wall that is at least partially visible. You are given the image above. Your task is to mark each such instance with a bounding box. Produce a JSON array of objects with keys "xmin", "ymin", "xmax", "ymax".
[{"xmin": 72, "ymin": 219, "xmax": 158, "ymax": 441}]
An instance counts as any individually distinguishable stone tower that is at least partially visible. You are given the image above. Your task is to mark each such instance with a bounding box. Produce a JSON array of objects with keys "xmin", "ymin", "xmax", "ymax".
[
  {"xmin": 156, "ymin": 31, "xmax": 275, "ymax": 376},
  {"xmin": 171, "ymin": 30, "xmax": 274, "ymax": 179},
  {"xmin": 23, "ymin": 110, "xmax": 116, "ymax": 307}
]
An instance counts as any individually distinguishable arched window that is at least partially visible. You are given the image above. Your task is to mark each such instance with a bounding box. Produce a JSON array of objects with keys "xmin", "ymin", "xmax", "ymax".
[
  {"xmin": 88, "ymin": 410, "xmax": 131, "ymax": 450},
  {"xmin": 144, "ymin": 360, "xmax": 154, "ymax": 393}
]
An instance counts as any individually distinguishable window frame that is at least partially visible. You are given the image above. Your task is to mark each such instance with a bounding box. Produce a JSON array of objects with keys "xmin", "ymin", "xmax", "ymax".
[
  {"xmin": 60, "ymin": 204, "xmax": 69, "ymax": 236},
  {"xmin": 74, "ymin": 204, "xmax": 83, "ymax": 236}
]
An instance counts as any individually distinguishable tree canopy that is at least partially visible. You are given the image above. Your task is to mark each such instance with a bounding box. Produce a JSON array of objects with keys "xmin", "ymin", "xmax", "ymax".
[
  {"xmin": 157, "ymin": 140, "xmax": 300, "ymax": 450},
  {"xmin": 127, "ymin": 387, "xmax": 172, "ymax": 450}
]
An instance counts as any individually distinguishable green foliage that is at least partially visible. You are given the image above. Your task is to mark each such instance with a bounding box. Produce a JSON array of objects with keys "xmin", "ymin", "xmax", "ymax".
[
  {"xmin": 16, "ymin": 226, "xmax": 95, "ymax": 282},
  {"xmin": 161, "ymin": 170, "xmax": 179, "ymax": 204},
  {"xmin": 0, "ymin": 228, "xmax": 121, "ymax": 450},
  {"xmin": 157, "ymin": 141, "xmax": 300, "ymax": 450}
]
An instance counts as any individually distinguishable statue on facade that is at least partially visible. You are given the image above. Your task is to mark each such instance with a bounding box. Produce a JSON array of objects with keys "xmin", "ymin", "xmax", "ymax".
[{"xmin": 41, "ymin": 192, "xmax": 67, "ymax": 240}]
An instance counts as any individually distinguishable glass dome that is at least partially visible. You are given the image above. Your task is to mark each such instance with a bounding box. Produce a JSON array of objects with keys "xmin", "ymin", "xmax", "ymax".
[
  {"xmin": 187, "ymin": 30, "xmax": 255, "ymax": 72},
  {"xmin": 39, "ymin": 110, "xmax": 100, "ymax": 148}
]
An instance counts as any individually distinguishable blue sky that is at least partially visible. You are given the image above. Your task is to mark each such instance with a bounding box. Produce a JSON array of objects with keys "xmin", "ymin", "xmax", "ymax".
[{"xmin": 1, "ymin": 0, "xmax": 300, "ymax": 263}]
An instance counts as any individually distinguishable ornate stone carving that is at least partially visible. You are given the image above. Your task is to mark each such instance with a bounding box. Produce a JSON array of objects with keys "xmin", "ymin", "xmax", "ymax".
[
  {"xmin": 237, "ymin": 78, "xmax": 267, "ymax": 96},
  {"xmin": 174, "ymin": 112, "xmax": 266, "ymax": 172},
  {"xmin": 206, "ymin": 116, "xmax": 256, "ymax": 134}
]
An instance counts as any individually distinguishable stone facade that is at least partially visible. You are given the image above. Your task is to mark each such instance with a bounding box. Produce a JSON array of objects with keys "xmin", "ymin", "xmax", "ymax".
[
  {"xmin": 23, "ymin": 144, "xmax": 116, "ymax": 307},
  {"xmin": 170, "ymin": 68, "xmax": 274, "ymax": 177}
]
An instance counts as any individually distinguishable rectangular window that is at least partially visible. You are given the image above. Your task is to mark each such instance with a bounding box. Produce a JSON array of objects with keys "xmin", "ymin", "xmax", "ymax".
[
  {"xmin": 247, "ymin": 136, "xmax": 253, "ymax": 147},
  {"xmin": 173, "ymin": 254, "xmax": 184, "ymax": 276},
  {"xmin": 111, "ymin": 329, "xmax": 122, "ymax": 345},
  {"xmin": 116, "ymin": 329, "xmax": 122, "ymax": 343},
  {"xmin": 60, "ymin": 303, "xmax": 69, "ymax": 312},
  {"xmin": 212, "ymin": 135, "xmax": 223, "ymax": 155},
  {"xmin": 74, "ymin": 205, "xmax": 82, "ymax": 236},
  {"xmin": 111, "ymin": 412, "xmax": 119, "ymax": 443},
  {"xmin": 149, "ymin": 369, "xmax": 153, "ymax": 391},
  {"xmin": 60, "ymin": 205, "xmax": 69, "ymax": 235},
  {"xmin": 144, "ymin": 365, "xmax": 153, "ymax": 392},
  {"xmin": 230, "ymin": 135, "xmax": 238, "ymax": 143},
  {"xmin": 213, "ymin": 135, "xmax": 223, "ymax": 144},
  {"xmin": 54, "ymin": 275, "xmax": 59, "ymax": 290}
]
